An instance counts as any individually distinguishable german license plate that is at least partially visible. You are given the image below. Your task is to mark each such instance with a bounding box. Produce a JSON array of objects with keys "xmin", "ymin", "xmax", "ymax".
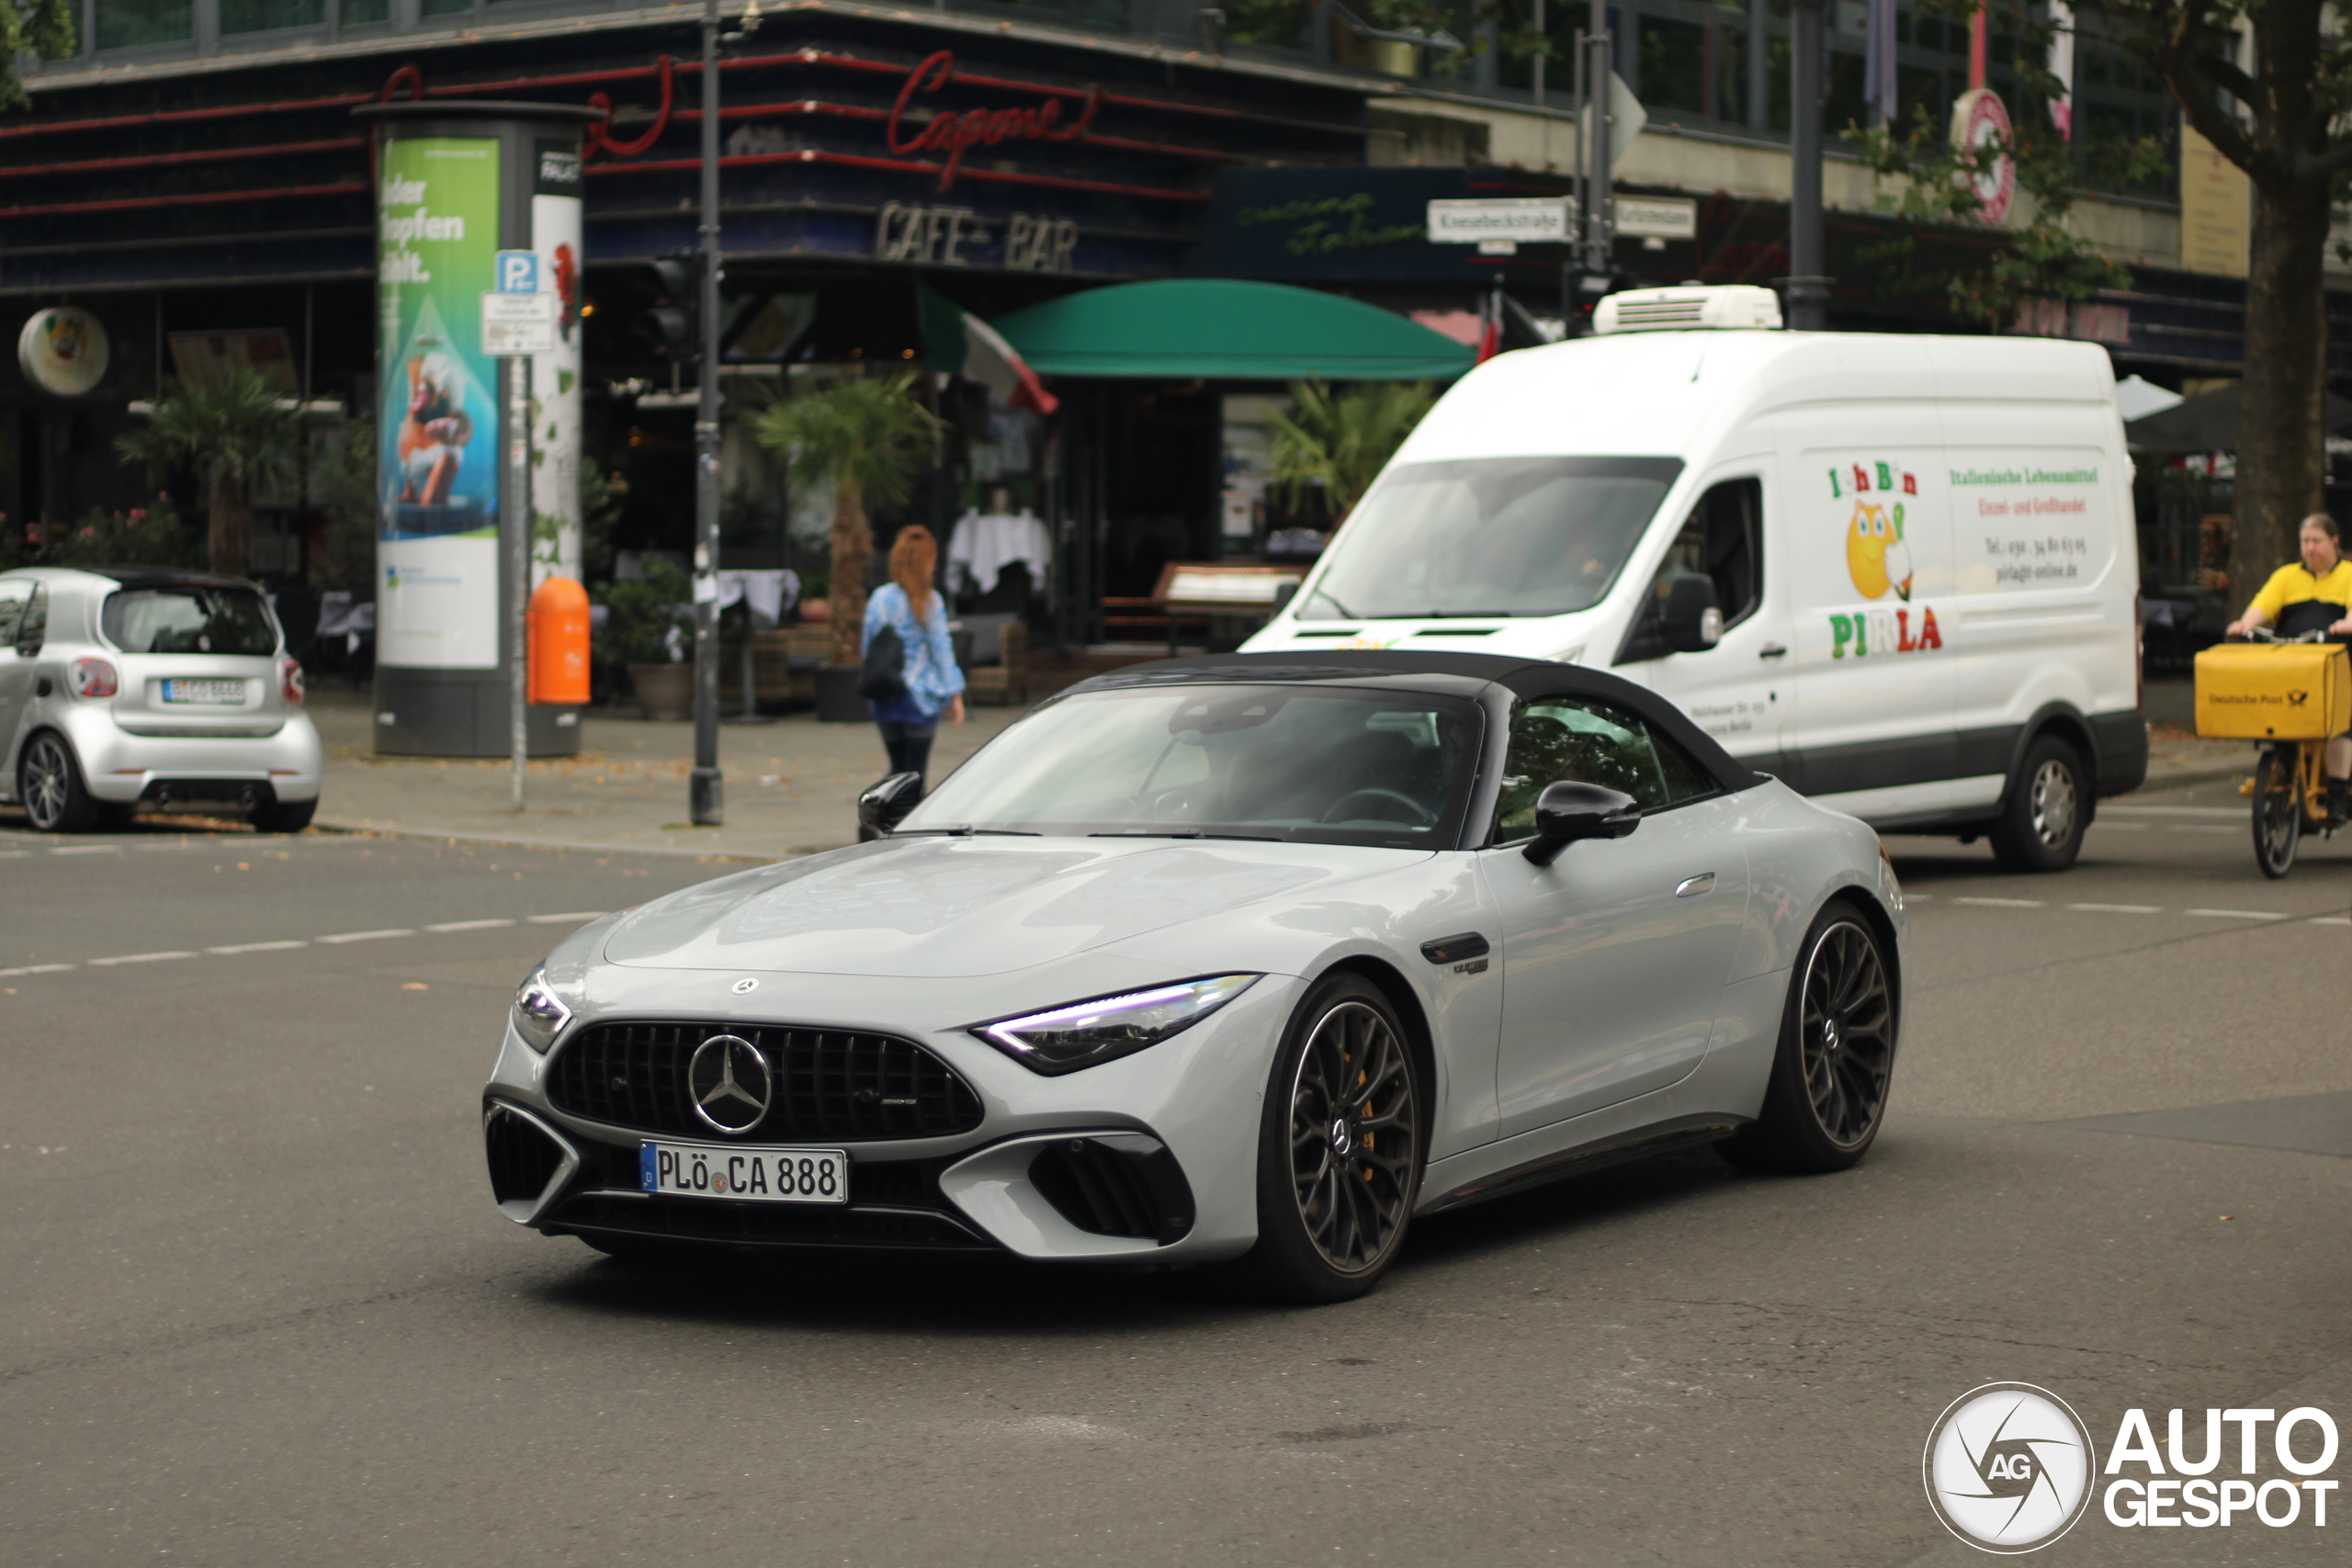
[
  {"xmin": 161, "ymin": 678, "xmax": 244, "ymax": 705},
  {"xmin": 638, "ymin": 1140, "xmax": 848, "ymax": 1205}
]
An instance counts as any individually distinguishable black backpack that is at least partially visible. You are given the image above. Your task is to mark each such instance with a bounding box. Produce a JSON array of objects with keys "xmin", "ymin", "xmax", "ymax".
[{"xmin": 858, "ymin": 623, "xmax": 909, "ymax": 701}]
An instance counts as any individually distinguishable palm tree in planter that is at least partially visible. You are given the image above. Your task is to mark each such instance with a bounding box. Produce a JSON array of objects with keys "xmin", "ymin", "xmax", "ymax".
[
  {"xmin": 1267, "ymin": 379, "xmax": 1438, "ymax": 525},
  {"xmin": 116, "ymin": 369, "xmax": 305, "ymax": 581},
  {"xmin": 749, "ymin": 370, "xmax": 944, "ymax": 713}
]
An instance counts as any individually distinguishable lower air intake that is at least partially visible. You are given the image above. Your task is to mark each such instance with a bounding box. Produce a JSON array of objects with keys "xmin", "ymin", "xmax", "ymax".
[
  {"xmin": 1028, "ymin": 1134, "xmax": 1195, "ymax": 1245},
  {"xmin": 485, "ymin": 1103, "xmax": 568, "ymax": 1205}
]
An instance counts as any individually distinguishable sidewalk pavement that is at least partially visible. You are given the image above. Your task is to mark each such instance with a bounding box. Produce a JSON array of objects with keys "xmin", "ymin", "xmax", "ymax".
[
  {"xmin": 309, "ymin": 686, "xmax": 1032, "ymax": 860},
  {"xmin": 301, "ymin": 678, "xmax": 2252, "ymax": 861}
]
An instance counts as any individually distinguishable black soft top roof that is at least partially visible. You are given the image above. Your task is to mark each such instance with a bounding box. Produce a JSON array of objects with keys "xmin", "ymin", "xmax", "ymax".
[
  {"xmin": 1067, "ymin": 650, "xmax": 1764, "ymax": 792},
  {"xmin": 82, "ymin": 567, "xmax": 263, "ymax": 592}
]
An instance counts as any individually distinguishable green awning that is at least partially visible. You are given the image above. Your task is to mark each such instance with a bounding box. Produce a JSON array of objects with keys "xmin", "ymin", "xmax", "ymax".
[{"xmin": 989, "ymin": 278, "xmax": 1475, "ymax": 382}]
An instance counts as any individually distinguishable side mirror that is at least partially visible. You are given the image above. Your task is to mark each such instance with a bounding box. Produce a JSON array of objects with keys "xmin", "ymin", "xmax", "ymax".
[
  {"xmin": 1661, "ymin": 572, "xmax": 1724, "ymax": 654},
  {"xmin": 1522, "ymin": 780, "xmax": 1640, "ymax": 865},
  {"xmin": 856, "ymin": 771, "xmax": 923, "ymax": 840},
  {"xmin": 1269, "ymin": 580, "xmax": 1299, "ymax": 616}
]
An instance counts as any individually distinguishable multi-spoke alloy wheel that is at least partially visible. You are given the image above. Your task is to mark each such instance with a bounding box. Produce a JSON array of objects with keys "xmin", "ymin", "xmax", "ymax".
[
  {"xmin": 1244, "ymin": 974, "xmax": 1423, "ymax": 1302},
  {"xmin": 1792, "ymin": 919, "xmax": 1894, "ymax": 1150},
  {"xmin": 18, "ymin": 733, "xmax": 96, "ymax": 833},
  {"xmin": 1723, "ymin": 899, "xmax": 1900, "ymax": 1174}
]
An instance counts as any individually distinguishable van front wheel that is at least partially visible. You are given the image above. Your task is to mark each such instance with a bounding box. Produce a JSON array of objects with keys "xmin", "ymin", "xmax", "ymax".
[{"xmin": 1989, "ymin": 736, "xmax": 2088, "ymax": 874}]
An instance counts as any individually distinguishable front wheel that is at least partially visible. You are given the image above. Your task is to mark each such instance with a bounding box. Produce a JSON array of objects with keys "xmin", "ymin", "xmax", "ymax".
[
  {"xmin": 1237, "ymin": 974, "xmax": 1424, "ymax": 1304},
  {"xmin": 18, "ymin": 732, "xmax": 98, "ymax": 833},
  {"xmin": 1721, "ymin": 899, "xmax": 1899, "ymax": 1174},
  {"xmin": 2254, "ymin": 747, "xmax": 2301, "ymax": 879},
  {"xmin": 1989, "ymin": 736, "xmax": 2089, "ymax": 873}
]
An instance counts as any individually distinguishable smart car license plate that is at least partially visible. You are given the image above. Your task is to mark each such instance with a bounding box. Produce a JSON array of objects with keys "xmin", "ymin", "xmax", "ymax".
[
  {"xmin": 638, "ymin": 1141, "xmax": 848, "ymax": 1204},
  {"xmin": 161, "ymin": 679, "xmax": 245, "ymax": 705}
]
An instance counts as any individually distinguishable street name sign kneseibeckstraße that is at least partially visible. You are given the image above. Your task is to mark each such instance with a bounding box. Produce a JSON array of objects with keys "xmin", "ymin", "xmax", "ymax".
[
  {"xmin": 1425, "ymin": 195, "xmax": 1697, "ymax": 254},
  {"xmin": 481, "ymin": 291, "xmax": 559, "ymax": 357}
]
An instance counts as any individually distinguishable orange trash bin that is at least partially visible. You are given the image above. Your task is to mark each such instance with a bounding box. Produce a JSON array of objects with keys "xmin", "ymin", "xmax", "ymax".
[{"xmin": 527, "ymin": 576, "xmax": 592, "ymax": 705}]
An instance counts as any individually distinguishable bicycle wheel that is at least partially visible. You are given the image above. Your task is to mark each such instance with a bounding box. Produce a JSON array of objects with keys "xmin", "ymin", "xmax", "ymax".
[{"xmin": 2255, "ymin": 747, "xmax": 2301, "ymax": 879}]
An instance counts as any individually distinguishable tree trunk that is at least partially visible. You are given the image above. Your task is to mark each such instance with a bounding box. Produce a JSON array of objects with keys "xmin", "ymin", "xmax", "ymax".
[
  {"xmin": 209, "ymin": 472, "xmax": 251, "ymax": 581},
  {"xmin": 830, "ymin": 478, "xmax": 870, "ymax": 668},
  {"xmin": 2229, "ymin": 178, "xmax": 2334, "ymax": 615}
]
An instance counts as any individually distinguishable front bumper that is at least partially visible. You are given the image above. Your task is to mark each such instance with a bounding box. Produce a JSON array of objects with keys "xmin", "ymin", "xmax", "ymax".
[
  {"xmin": 52, "ymin": 706, "xmax": 324, "ymax": 806},
  {"xmin": 481, "ymin": 969, "xmax": 1304, "ymax": 1264}
]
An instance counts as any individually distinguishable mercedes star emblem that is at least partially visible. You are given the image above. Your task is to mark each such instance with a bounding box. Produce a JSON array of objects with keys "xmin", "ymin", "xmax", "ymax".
[
  {"xmin": 730, "ymin": 977, "xmax": 760, "ymax": 995},
  {"xmin": 686, "ymin": 1033, "xmax": 772, "ymax": 1135}
]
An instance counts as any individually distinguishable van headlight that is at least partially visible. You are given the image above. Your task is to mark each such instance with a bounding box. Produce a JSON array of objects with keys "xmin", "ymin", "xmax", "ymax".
[
  {"xmin": 512, "ymin": 965, "xmax": 575, "ymax": 1054},
  {"xmin": 975, "ymin": 975, "xmax": 1259, "ymax": 1076}
]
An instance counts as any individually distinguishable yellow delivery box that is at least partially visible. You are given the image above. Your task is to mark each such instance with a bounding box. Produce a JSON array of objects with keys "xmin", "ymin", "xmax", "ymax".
[{"xmin": 2193, "ymin": 641, "xmax": 2352, "ymax": 739}]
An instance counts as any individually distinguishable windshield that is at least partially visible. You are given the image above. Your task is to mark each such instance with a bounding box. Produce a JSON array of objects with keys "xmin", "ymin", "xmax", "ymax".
[
  {"xmin": 899, "ymin": 682, "xmax": 1484, "ymax": 848},
  {"xmin": 1296, "ymin": 457, "xmax": 1682, "ymax": 621},
  {"xmin": 102, "ymin": 586, "xmax": 279, "ymax": 657}
]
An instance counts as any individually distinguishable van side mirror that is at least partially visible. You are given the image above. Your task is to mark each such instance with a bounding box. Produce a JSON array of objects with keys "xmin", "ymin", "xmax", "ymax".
[
  {"xmin": 1269, "ymin": 580, "xmax": 1299, "ymax": 615},
  {"xmin": 857, "ymin": 771, "xmax": 924, "ymax": 840},
  {"xmin": 1522, "ymin": 781, "xmax": 1641, "ymax": 865},
  {"xmin": 1662, "ymin": 573, "xmax": 1723, "ymax": 653}
]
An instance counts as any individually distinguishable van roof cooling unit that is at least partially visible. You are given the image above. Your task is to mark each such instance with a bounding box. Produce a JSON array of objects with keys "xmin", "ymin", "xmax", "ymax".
[{"xmin": 1593, "ymin": 285, "xmax": 1784, "ymax": 334}]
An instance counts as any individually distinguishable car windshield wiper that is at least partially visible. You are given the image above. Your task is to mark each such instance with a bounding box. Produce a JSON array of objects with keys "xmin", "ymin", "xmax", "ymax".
[
  {"xmin": 893, "ymin": 825, "xmax": 1041, "ymax": 837},
  {"xmin": 1087, "ymin": 829, "xmax": 1283, "ymax": 841},
  {"xmin": 1306, "ymin": 585, "xmax": 1359, "ymax": 619}
]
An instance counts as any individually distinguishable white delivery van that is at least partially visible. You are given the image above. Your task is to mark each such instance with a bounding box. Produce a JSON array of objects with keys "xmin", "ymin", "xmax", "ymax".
[{"xmin": 1242, "ymin": 285, "xmax": 2147, "ymax": 872}]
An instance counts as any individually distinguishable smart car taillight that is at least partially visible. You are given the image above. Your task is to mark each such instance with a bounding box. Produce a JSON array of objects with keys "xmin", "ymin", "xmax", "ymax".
[
  {"xmin": 69, "ymin": 658, "xmax": 118, "ymax": 699},
  {"xmin": 281, "ymin": 659, "xmax": 305, "ymax": 704}
]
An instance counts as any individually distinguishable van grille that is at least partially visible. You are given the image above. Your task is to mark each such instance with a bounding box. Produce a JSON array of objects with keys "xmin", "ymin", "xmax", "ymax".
[{"xmin": 548, "ymin": 1021, "xmax": 983, "ymax": 1142}]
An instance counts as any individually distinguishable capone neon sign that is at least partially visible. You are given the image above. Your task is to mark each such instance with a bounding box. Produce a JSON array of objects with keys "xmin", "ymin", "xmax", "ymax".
[{"xmin": 886, "ymin": 50, "xmax": 1101, "ymax": 194}]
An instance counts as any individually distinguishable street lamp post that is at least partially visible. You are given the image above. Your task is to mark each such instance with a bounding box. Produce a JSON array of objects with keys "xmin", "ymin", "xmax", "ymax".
[
  {"xmin": 1786, "ymin": 0, "xmax": 1831, "ymax": 331},
  {"xmin": 689, "ymin": 0, "xmax": 725, "ymax": 826}
]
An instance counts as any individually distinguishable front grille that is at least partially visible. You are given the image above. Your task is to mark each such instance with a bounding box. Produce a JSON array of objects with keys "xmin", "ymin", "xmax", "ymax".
[
  {"xmin": 484, "ymin": 1104, "xmax": 567, "ymax": 1204},
  {"xmin": 548, "ymin": 1021, "xmax": 984, "ymax": 1142}
]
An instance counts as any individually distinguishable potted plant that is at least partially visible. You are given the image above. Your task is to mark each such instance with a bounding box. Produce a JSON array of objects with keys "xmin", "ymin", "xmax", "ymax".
[
  {"xmin": 1267, "ymin": 378, "xmax": 1438, "ymax": 525},
  {"xmin": 749, "ymin": 371, "xmax": 944, "ymax": 721},
  {"xmin": 604, "ymin": 559, "xmax": 694, "ymax": 720},
  {"xmin": 114, "ymin": 369, "xmax": 304, "ymax": 580}
]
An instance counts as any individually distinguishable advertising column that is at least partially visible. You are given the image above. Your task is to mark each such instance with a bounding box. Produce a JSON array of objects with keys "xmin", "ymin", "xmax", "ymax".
[{"xmin": 357, "ymin": 101, "xmax": 596, "ymax": 757}]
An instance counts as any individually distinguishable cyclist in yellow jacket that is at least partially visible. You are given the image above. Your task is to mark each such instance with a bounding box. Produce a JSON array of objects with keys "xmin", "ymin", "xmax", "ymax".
[{"xmin": 2227, "ymin": 512, "xmax": 2352, "ymax": 819}]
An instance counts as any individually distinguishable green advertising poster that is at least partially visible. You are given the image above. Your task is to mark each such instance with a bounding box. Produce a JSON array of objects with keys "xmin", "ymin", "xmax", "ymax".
[{"xmin": 377, "ymin": 136, "xmax": 501, "ymax": 670}]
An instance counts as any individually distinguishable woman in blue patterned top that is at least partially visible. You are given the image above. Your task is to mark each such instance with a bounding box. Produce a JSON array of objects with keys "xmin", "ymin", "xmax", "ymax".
[{"xmin": 862, "ymin": 524, "xmax": 965, "ymax": 789}]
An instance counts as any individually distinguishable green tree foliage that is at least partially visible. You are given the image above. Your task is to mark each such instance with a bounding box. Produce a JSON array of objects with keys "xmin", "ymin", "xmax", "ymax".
[
  {"xmin": 0, "ymin": 496, "xmax": 199, "ymax": 571},
  {"xmin": 310, "ymin": 420, "xmax": 379, "ymax": 595},
  {"xmin": 748, "ymin": 371, "xmax": 945, "ymax": 665},
  {"xmin": 603, "ymin": 558, "xmax": 693, "ymax": 667},
  {"xmin": 2074, "ymin": 0, "xmax": 2352, "ymax": 602},
  {"xmin": 1268, "ymin": 380, "xmax": 1439, "ymax": 522},
  {"xmin": 1, "ymin": 0, "xmax": 76, "ymax": 110},
  {"xmin": 114, "ymin": 371, "xmax": 304, "ymax": 581}
]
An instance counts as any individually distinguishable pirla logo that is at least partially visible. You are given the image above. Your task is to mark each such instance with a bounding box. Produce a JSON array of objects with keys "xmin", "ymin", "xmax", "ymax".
[
  {"xmin": 1830, "ymin": 457, "xmax": 1941, "ymax": 659},
  {"xmin": 1832, "ymin": 605, "xmax": 1943, "ymax": 659}
]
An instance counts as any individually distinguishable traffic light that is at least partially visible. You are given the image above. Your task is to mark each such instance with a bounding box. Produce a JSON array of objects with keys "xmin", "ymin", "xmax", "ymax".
[{"xmin": 635, "ymin": 251, "xmax": 700, "ymax": 364}]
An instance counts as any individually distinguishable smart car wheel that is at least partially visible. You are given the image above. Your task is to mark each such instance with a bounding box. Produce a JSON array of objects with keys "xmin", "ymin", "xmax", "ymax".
[
  {"xmin": 18, "ymin": 732, "xmax": 98, "ymax": 833},
  {"xmin": 1989, "ymin": 736, "xmax": 2088, "ymax": 874},
  {"xmin": 1240, "ymin": 973, "xmax": 1423, "ymax": 1304},
  {"xmin": 1721, "ymin": 899, "xmax": 1897, "ymax": 1175},
  {"xmin": 251, "ymin": 797, "xmax": 317, "ymax": 835}
]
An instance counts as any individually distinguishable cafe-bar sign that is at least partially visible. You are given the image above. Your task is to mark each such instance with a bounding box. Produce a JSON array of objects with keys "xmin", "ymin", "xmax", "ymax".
[{"xmin": 888, "ymin": 51, "xmax": 1100, "ymax": 193}]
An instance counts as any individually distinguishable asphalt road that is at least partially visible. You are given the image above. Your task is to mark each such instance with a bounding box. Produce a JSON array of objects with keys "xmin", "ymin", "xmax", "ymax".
[{"xmin": 3, "ymin": 785, "xmax": 2347, "ymax": 1568}]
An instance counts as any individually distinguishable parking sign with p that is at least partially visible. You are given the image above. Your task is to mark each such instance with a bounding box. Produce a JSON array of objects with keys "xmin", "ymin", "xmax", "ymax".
[{"xmin": 495, "ymin": 250, "xmax": 540, "ymax": 294}]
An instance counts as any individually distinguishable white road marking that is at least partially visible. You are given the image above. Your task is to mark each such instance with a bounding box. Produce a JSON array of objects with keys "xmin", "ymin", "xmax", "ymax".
[
  {"xmin": 50, "ymin": 844, "xmax": 119, "ymax": 855},
  {"xmin": 207, "ymin": 941, "xmax": 308, "ymax": 954},
  {"xmin": 2311, "ymin": 917, "xmax": 2352, "ymax": 926},
  {"xmin": 2067, "ymin": 903, "xmax": 2160, "ymax": 913},
  {"xmin": 2166, "ymin": 825, "xmax": 2236, "ymax": 834},
  {"xmin": 526, "ymin": 911, "xmax": 606, "ymax": 924},
  {"xmin": 86, "ymin": 951, "xmax": 197, "ymax": 965},
  {"xmin": 425, "ymin": 919, "xmax": 515, "ymax": 932},
  {"xmin": 0, "ymin": 851, "xmax": 28, "ymax": 858},
  {"xmin": 2, "ymin": 911, "xmax": 606, "ymax": 980},
  {"xmin": 2104, "ymin": 806, "xmax": 2245, "ymax": 817},
  {"xmin": 316, "ymin": 930, "xmax": 416, "ymax": 944},
  {"xmin": 0, "ymin": 964, "xmax": 74, "ymax": 976},
  {"xmin": 1957, "ymin": 897, "xmax": 2045, "ymax": 908},
  {"xmin": 2089, "ymin": 821, "xmax": 2149, "ymax": 829},
  {"xmin": 2183, "ymin": 908, "xmax": 2288, "ymax": 920}
]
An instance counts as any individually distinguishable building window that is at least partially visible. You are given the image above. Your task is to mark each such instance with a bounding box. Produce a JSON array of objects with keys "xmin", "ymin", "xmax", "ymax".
[
  {"xmin": 1639, "ymin": 16, "xmax": 1709, "ymax": 117},
  {"xmin": 344, "ymin": 0, "xmax": 390, "ymax": 19},
  {"xmin": 220, "ymin": 0, "xmax": 325, "ymax": 31},
  {"xmin": 95, "ymin": 0, "xmax": 193, "ymax": 50},
  {"xmin": 421, "ymin": 0, "xmax": 474, "ymax": 16}
]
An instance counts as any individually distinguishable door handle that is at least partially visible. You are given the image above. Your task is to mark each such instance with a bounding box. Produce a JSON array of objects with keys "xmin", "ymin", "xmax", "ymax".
[
  {"xmin": 1675, "ymin": 874, "xmax": 1715, "ymax": 897},
  {"xmin": 1758, "ymin": 644, "xmax": 1788, "ymax": 660}
]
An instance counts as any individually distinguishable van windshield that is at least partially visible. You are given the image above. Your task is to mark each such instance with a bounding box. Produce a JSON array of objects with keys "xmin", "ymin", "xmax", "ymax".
[{"xmin": 1295, "ymin": 456, "xmax": 1682, "ymax": 621}]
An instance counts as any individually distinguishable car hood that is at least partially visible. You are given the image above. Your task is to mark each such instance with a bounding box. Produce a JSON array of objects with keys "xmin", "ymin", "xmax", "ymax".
[{"xmin": 602, "ymin": 835, "xmax": 1430, "ymax": 978}]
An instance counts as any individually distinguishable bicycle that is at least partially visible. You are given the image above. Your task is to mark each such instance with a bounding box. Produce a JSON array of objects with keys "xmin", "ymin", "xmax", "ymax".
[{"xmin": 2202, "ymin": 626, "xmax": 2350, "ymax": 878}]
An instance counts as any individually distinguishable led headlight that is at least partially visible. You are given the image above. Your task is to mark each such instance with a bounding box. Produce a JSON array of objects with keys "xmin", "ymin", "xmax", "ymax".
[
  {"xmin": 511, "ymin": 965, "xmax": 575, "ymax": 1054},
  {"xmin": 976, "ymin": 974, "xmax": 1260, "ymax": 1076}
]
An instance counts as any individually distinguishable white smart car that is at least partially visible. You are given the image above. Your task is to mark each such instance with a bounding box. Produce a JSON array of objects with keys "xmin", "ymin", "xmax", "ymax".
[
  {"xmin": 482, "ymin": 651, "xmax": 1905, "ymax": 1302},
  {"xmin": 0, "ymin": 566, "xmax": 323, "ymax": 833}
]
